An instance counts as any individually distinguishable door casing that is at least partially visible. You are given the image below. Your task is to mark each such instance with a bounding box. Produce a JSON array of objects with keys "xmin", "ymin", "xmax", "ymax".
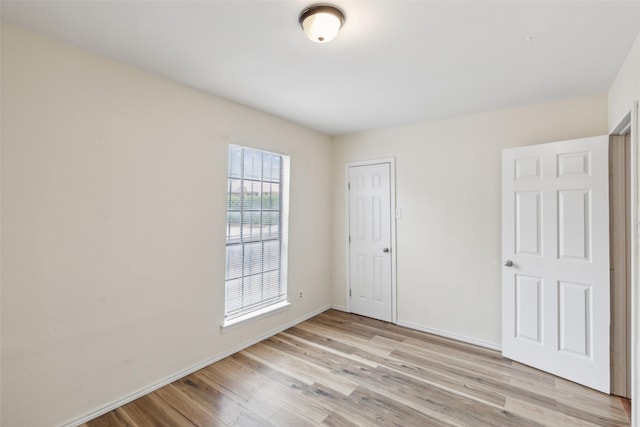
[{"xmin": 610, "ymin": 102, "xmax": 638, "ymax": 426}]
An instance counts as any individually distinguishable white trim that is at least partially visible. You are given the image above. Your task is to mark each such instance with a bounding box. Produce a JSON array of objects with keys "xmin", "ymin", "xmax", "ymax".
[
  {"xmin": 612, "ymin": 111, "xmax": 632, "ymax": 136},
  {"xmin": 335, "ymin": 305, "xmax": 501, "ymax": 352},
  {"xmin": 389, "ymin": 159, "xmax": 398, "ymax": 323},
  {"xmin": 221, "ymin": 301, "xmax": 291, "ymax": 333},
  {"xmin": 63, "ymin": 305, "xmax": 330, "ymax": 427},
  {"xmin": 396, "ymin": 320, "xmax": 502, "ymax": 352},
  {"xmin": 629, "ymin": 100, "xmax": 638, "ymax": 427},
  {"xmin": 344, "ymin": 164, "xmax": 351, "ymax": 312},
  {"xmin": 611, "ymin": 102, "xmax": 638, "ymax": 427},
  {"xmin": 344, "ymin": 157, "xmax": 398, "ymax": 322}
]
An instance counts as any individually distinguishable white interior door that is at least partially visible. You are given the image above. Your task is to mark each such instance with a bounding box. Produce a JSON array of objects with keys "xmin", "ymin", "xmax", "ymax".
[
  {"xmin": 502, "ymin": 135, "xmax": 610, "ymax": 393},
  {"xmin": 348, "ymin": 162, "xmax": 393, "ymax": 322}
]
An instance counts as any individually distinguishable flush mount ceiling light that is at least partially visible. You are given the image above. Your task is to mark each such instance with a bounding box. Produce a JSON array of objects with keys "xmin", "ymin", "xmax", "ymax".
[{"xmin": 299, "ymin": 4, "xmax": 345, "ymax": 43}]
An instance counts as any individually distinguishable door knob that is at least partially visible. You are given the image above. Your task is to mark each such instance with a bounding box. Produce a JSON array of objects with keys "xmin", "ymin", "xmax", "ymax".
[
  {"xmin": 504, "ymin": 259, "xmax": 514, "ymax": 267},
  {"xmin": 383, "ymin": 248, "xmax": 390, "ymax": 253}
]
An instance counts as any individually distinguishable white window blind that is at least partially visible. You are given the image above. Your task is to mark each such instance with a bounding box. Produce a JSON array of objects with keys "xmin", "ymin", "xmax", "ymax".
[{"xmin": 225, "ymin": 145, "xmax": 289, "ymax": 320}]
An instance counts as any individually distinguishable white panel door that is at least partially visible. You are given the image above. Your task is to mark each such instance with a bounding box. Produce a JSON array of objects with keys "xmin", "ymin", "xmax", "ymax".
[
  {"xmin": 349, "ymin": 163, "xmax": 393, "ymax": 322},
  {"xmin": 502, "ymin": 135, "xmax": 610, "ymax": 393}
]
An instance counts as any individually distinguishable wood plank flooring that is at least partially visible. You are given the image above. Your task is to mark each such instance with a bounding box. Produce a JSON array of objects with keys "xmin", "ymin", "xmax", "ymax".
[{"xmin": 83, "ymin": 310, "xmax": 631, "ymax": 426}]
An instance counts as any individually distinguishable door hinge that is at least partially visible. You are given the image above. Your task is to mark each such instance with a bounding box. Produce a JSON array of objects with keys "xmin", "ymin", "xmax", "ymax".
[
  {"xmin": 348, "ymin": 182, "xmax": 351, "ymax": 190},
  {"xmin": 349, "ymin": 235, "xmax": 351, "ymax": 244},
  {"xmin": 349, "ymin": 289, "xmax": 352, "ymax": 297}
]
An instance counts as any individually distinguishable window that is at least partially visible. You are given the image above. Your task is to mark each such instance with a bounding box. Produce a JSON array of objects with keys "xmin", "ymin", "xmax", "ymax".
[{"xmin": 225, "ymin": 145, "xmax": 289, "ymax": 322}]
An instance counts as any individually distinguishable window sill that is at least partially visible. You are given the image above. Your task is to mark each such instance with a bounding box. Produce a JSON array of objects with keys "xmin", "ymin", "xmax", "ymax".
[{"xmin": 221, "ymin": 301, "xmax": 291, "ymax": 334}]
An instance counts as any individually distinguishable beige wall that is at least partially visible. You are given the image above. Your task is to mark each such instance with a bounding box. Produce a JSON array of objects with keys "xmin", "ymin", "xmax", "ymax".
[
  {"xmin": 2, "ymin": 20, "xmax": 637, "ymax": 427},
  {"xmin": 332, "ymin": 94, "xmax": 608, "ymax": 346},
  {"xmin": 0, "ymin": 24, "xmax": 332, "ymax": 426},
  {"xmin": 607, "ymin": 31, "xmax": 640, "ymax": 427}
]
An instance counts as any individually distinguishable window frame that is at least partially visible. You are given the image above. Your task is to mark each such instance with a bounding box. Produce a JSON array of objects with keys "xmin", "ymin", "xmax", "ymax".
[{"xmin": 222, "ymin": 144, "xmax": 290, "ymax": 330}]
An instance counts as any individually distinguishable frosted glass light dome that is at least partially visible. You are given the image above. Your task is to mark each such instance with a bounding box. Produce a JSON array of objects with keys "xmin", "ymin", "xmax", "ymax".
[{"xmin": 299, "ymin": 5, "xmax": 345, "ymax": 43}]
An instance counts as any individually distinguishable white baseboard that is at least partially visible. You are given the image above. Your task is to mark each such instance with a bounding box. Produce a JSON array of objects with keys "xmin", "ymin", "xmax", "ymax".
[
  {"xmin": 327, "ymin": 307, "xmax": 500, "ymax": 352},
  {"xmin": 395, "ymin": 320, "xmax": 502, "ymax": 352},
  {"xmin": 65, "ymin": 304, "xmax": 331, "ymax": 427}
]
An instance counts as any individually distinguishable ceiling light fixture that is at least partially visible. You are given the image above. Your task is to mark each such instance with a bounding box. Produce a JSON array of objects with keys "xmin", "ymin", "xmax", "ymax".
[{"xmin": 299, "ymin": 5, "xmax": 345, "ymax": 43}]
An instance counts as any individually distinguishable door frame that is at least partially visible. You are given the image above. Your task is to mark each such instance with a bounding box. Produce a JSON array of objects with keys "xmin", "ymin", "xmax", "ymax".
[
  {"xmin": 609, "ymin": 132, "xmax": 631, "ymax": 398},
  {"xmin": 345, "ymin": 157, "xmax": 397, "ymax": 323},
  {"xmin": 611, "ymin": 101, "xmax": 638, "ymax": 426}
]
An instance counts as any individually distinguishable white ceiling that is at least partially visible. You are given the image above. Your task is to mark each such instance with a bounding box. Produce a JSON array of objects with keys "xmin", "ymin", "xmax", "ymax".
[{"xmin": 2, "ymin": 1, "xmax": 640, "ymax": 136}]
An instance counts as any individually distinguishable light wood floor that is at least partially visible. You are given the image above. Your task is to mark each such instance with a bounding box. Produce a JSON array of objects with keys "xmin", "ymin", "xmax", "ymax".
[{"xmin": 84, "ymin": 310, "xmax": 631, "ymax": 426}]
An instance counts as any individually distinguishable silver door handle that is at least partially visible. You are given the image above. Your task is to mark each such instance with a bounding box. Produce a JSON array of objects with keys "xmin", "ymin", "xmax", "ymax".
[
  {"xmin": 504, "ymin": 259, "xmax": 514, "ymax": 267},
  {"xmin": 383, "ymin": 248, "xmax": 390, "ymax": 253}
]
